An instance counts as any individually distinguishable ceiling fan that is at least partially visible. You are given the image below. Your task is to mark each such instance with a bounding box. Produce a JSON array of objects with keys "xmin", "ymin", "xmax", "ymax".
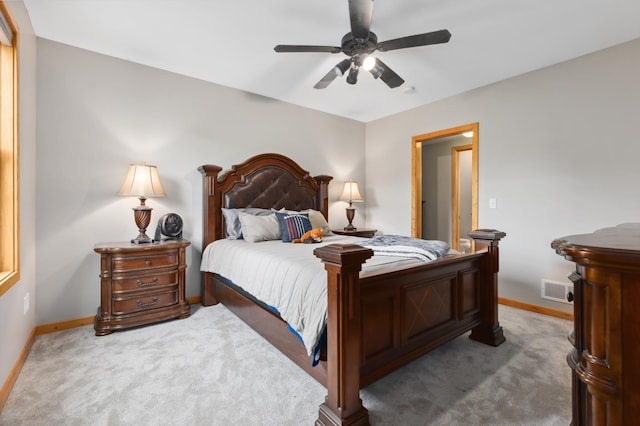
[{"xmin": 274, "ymin": 0, "xmax": 451, "ymax": 89}]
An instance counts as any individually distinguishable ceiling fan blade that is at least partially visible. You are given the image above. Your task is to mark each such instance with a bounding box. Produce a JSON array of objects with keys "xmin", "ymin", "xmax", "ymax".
[
  {"xmin": 377, "ymin": 29, "xmax": 451, "ymax": 52},
  {"xmin": 348, "ymin": 0, "xmax": 373, "ymax": 40},
  {"xmin": 314, "ymin": 59, "xmax": 352, "ymax": 89},
  {"xmin": 274, "ymin": 45, "xmax": 342, "ymax": 53},
  {"xmin": 374, "ymin": 59, "xmax": 404, "ymax": 88},
  {"xmin": 314, "ymin": 70, "xmax": 339, "ymax": 89}
]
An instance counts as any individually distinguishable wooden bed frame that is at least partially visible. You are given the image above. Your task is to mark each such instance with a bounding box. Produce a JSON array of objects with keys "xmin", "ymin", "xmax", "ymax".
[{"xmin": 199, "ymin": 153, "xmax": 506, "ymax": 426}]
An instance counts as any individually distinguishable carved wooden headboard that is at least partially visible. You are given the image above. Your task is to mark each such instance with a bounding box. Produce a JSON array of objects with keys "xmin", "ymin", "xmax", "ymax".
[{"xmin": 198, "ymin": 153, "xmax": 332, "ymax": 250}]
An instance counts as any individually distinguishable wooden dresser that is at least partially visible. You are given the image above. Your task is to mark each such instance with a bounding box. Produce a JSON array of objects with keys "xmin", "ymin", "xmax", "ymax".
[
  {"xmin": 94, "ymin": 240, "xmax": 191, "ymax": 336},
  {"xmin": 552, "ymin": 224, "xmax": 640, "ymax": 425}
]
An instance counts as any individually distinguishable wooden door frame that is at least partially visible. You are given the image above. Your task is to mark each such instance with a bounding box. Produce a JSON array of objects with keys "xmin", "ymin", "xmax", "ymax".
[{"xmin": 411, "ymin": 123, "xmax": 478, "ymax": 246}]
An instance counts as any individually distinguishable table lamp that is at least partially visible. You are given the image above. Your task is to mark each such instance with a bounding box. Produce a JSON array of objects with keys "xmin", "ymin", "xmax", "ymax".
[
  {"xmin": 117, "ymin": 162, "xmax": 166, "ymax": 244},
  {"xmin": 339, "ymin": 180, "xmax": 363, "ymax": 231}
]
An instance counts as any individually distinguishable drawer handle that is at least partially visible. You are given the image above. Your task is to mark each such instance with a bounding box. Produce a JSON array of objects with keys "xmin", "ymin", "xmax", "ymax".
[
  {"xmin": 137, "ymin": 297, "xmax": 158, "ymax": 308},
  {"xmin": 136, "ymin": 277, "xmax": 158, "ymax": 287},
  {"xmin": 145, "ymin": 260, "xmax": 152, "ymax": 266},
  {"xmin": 568, "ymin": 271, "xmax": 581, "ymax": 284}
]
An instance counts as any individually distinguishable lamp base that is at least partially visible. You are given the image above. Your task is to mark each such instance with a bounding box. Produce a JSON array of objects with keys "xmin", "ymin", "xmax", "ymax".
[
  {"xmin": 131, "ymin": 203, "xmax": 153, "ymax": 245},
  {"xmin": 131, "ymin": 234, "xmax": 153, "ymax": 245},
  {"xmin": 345, "ymin": 207, "xmax": 357, "ymax": 231}
]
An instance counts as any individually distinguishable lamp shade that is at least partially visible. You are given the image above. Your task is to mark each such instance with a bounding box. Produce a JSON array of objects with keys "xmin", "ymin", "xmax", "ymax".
[
  {"xmin": 117, "ymin": 163, "xmax": 166, "ymax": 198},
  {"xmin": 340, "ymin": 181, "xmax": 363, "ymax": 204}
]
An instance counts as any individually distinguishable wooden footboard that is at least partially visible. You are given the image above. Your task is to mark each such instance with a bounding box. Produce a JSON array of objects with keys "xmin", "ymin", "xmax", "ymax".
[
  {"xmin": 314, "ymin": 229, "xmax": 505, "ymax": 426},
  {"xmin": 201, "ymin": 231, "xmax": 505, "ymax": 426}
]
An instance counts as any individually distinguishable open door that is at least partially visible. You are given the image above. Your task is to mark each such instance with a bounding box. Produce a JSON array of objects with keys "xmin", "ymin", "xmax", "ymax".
[{"xmin": 411, "ymin": 123, "xmax": 478, "ymax": 251}]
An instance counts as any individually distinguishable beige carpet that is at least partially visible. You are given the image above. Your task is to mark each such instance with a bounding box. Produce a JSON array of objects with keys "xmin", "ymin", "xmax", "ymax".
[{"xmin": 0, "ymin": 304, "xmax": 572, "ymax": 425}]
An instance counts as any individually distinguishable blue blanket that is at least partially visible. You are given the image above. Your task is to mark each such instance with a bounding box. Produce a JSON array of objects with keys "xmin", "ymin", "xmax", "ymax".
[{"xmin": 360, "ymin": 235, "xmax": 450, "ymax": 262}]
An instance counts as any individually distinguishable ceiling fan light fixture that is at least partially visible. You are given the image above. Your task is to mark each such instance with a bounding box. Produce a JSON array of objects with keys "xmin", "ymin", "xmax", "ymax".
[
  {"xmin": 346, "ymin": 67, "xmax": 359, "ymax": 85},
  {"xmin": 362, "ymin": 55, "xmax": 376, "ymax": 71},
  {"xmin": 274, "ymin": 1, "xmax": 451, "ymax": 90},
  {"xmin": 334, "ymin": 58, "xmax": 351, "ymax": 76},
  {"xmin": 370, "ymin": 63, "xmax": 384, "ymax": 79}
]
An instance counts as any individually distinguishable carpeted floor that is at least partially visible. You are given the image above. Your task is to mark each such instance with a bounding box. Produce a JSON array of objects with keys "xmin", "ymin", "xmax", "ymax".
[{"xmin": 0, "ymin": 304, "xmax": 572, "ymax": 425}]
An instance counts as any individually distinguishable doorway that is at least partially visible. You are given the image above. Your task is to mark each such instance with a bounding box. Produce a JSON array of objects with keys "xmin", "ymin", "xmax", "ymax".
[{"xmin": 411, "ymin": 123, "xmax": 478, "ymax": 251}]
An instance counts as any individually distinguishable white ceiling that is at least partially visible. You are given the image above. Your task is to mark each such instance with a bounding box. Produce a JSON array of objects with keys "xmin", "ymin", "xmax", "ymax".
[{"xmin": 22, "ymin": 0, "xmax": 640, "ymax": 122}]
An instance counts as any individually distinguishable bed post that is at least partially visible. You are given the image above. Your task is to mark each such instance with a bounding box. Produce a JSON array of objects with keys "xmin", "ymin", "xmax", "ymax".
[
  {"xmin": 314, "ymin": 244, "xmax": 374, "ymax": 426},
  {"xmin": 198, "ymin": 164, "xmax": 223, "ymax": 306},
  {"xmin": 468, "ymin": 229, "xmax": 507, "ymax": 346},
  {"xmin": 314, "ymin": 175, "xmax": 333, "ymax": 219}
]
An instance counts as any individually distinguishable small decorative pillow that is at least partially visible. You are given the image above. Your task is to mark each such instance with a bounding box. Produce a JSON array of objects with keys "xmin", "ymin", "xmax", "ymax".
[
  {"xmin": 285, "ymin": 215, "xmax": 313, "ymax": 242},
  {"xmin": 238, "ymin": 212, "xmax": 281, "ymax": 243},
  {"xmin": 274, "ymin": 208, "xmax": 333, "ymax": 236},
  {"xmin": 275, "ymin": 212, "xmax": 311, "ymax": 242}
]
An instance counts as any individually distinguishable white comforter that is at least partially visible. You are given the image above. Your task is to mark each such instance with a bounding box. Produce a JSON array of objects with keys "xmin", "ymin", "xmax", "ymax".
[{"xmin": 200, "ymin": 235, "xmax": 422, "ymax": 356}]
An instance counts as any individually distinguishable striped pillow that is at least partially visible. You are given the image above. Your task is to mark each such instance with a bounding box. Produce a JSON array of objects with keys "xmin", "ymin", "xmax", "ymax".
[
  {"xmin": 285, "ymin": 215, "xmax": 312, "ymax": 241},
  {"xmin": 275, "ymin": 212, "xmax": 311, "ymax": 242}
]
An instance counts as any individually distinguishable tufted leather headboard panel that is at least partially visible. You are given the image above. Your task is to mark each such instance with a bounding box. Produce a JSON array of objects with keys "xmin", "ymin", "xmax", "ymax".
[
  {"xmin": 224, "ymin": 165, "xmax": 317, "ymax": 211},
  {"xmin": 199, "ymin": 153, "xmax": 332, "ymax": 249}
]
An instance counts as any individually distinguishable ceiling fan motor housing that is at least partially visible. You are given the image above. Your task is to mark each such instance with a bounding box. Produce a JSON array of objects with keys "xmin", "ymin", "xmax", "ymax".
[{"xmin": 341, "ymin": 32, "xmax": 378, "ymax": 58}]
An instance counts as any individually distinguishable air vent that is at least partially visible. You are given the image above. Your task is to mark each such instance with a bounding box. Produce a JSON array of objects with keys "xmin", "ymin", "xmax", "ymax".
[{"xmin": 541, "ymin": 279, "xmax": 574, "ymax": 304}]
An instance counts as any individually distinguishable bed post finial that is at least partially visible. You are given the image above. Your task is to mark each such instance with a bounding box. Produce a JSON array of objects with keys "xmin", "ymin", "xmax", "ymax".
[
  {"xmin": 314, "ymin": 243, "xmax": 373, "ymax": 426},
  {"xmin": 199, "ymin": 164, "xmax": 223, "ymax": 307},
  {"xmin": 198, "ymin": 164, "xmax": 223, "ymax": 249},
  {"xmin": 468, "ymin": 229, "xmax": 506, "ymax": 346}
]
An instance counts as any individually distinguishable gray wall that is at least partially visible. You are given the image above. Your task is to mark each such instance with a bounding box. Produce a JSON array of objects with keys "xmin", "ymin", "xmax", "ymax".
[
  {"xmin": 35, "ymin": 39, "xmax": 365, "ymax": 325},
  {"xmin": 366, "ymin": 37, "xmax": 640, "ymax": 313}
]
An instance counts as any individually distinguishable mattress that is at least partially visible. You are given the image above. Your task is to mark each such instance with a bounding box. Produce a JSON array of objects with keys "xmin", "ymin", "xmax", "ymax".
[{"xmin": 200, "ymin": 235, "xmax": 428, "ymax": 357}]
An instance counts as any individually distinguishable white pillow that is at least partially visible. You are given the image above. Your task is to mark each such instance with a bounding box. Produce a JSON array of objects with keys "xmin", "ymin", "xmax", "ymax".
[
  {"xmin": 303, "ymin": 209, "xmax": 333, "ymax": 236},
  {"xmin": 238, "ymin": 212, "xmax": 281, "ymax": 242},
  {"xmin": 221, "ymin": 207, "xmax": 272, "ymax": 239}
]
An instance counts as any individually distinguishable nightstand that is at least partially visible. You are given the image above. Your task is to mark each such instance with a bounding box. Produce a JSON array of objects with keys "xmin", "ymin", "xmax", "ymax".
[
  {"xmin": 93, "ymin": 240, "xmax": 191, "ymax": 336},
  {"xmin": 332, "ymin": 228, "xmax": 377, "ymax": 238}
]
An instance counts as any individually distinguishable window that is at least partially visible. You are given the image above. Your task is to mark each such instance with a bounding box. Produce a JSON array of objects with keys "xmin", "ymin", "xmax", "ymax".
[{"xmin": 0, "ymin": 2, "xmax": 18, "ymax": 297}]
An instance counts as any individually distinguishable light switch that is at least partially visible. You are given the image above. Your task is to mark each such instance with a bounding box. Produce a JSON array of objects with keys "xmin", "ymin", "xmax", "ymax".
[{"xmin": 489, "ymin": 198, "xmax": 497, "ymax": 209}]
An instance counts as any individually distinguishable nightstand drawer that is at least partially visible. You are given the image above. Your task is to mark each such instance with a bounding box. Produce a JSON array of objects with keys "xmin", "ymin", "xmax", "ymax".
[
  {"xmin": 113, "ymin": 289, "xmax": 178, "ymax": 314},
  {"xmin": 113, "ymin": 271, "xmax": 178, "ymax": 293},
  {"xmin": 112, "ymin": 252, "xmax": 178, "ymax": 273}
]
